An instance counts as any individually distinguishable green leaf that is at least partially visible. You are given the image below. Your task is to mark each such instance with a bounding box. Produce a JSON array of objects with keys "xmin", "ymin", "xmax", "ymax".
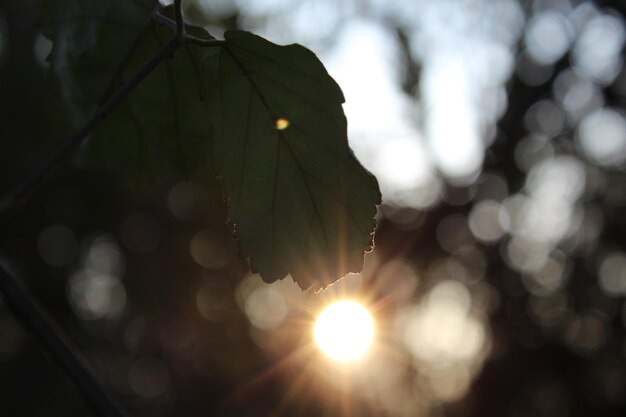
[
  {"xmin": 211, "ymin": 31, "xmax": 381, "ymax": 290},
  {"xmin": 42, "ymin": 0, "xmax": 380, "ymax": 289},
  {"xmin": 42, "ymin": 0, "xmax": 214, "ymax": 178},
  {"xmin": 86, "ymin": 26, "xmax": 215, "ymax": 178},
  {"xmin": 42, "ymin": 0, "xmax": 155, "ymax": 123}
]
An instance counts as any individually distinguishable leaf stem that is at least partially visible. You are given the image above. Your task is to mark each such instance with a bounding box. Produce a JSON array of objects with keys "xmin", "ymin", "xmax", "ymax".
[
  {"xmin": 153, "ymin": 8, "xmax": 224, "ymax": 47},
  {"xmin": 174, "ymin": 0, "xmax": 184, "ymax": 37},
  {"xmin": 0, "ymin": 36, "xmax": 181, "ymax": 213},
  {"xmin": 153, "ymin": 10, "xmax": 177, "ymax": 32},
  {"xmin": 0, "ymin": 265, "xmax": 133, "ymax": 417},
  {"xmin": 183, "ymin": 35, "xmax": 226, "ymax": 47}
]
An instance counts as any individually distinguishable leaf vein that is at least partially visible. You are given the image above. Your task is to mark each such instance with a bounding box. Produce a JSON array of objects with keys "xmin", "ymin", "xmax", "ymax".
[
  {"xmin": 228, "ymin": 42, "xmax": 330, "ymax": 84},
  {"xmin": 223, "ymin": 47, "xmax": 332, "ymax": 253}
]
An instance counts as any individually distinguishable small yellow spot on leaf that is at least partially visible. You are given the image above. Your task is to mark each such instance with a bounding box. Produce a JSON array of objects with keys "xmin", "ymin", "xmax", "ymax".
[{"xmin": 275, "ymin": 118, "xmax": 289, "ymax": 130}]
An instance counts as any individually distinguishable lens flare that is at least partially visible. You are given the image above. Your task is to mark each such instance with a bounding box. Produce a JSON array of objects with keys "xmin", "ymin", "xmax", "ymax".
[{"xmin": 313, "ymin": 300, "xmax": 375, "ymax": 362}]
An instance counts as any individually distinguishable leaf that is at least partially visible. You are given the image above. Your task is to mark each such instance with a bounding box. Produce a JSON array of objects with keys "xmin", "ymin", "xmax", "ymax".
[
  {"xmin": 42, "ymin": 0, "xmax": 214, "ymax": 178},
  {"xmin": 42, "ymin": 0, "xmax": 155, "ymax": 123},
  {"xmin": 42, "ymin": 0, "xmax": 380, "ymax": 289},
  {"xmin": 210, "ymin": 31, "xmax": 381, "ymax": 291}
]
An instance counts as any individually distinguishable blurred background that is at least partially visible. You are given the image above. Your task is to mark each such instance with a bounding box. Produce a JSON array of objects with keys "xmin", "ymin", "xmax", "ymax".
[{"xmin": 1, "ymin": 0, "xmax": 626, "ymax": 416}]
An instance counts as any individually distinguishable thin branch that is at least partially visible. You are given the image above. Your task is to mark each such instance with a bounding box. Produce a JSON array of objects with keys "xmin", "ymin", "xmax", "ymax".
[
  {"xmin": 174, "ymin": 0, "xmax": 184, "ymax": 37},
  {"xmin": 154, "ymin": 8, "xmax": 217, "ymax": 41},
  {"xmin": 153, "ymin": 10, "xmax": 177, "ymax": 32},
  {"xmin": 0, "ymin": 6, "xmax": 226, "ymax": 214},
  {"xmin": 0, "ymin": 36, "xmax": 181, "ymax": 213},
  {"xmin": 0, "ymin": 265, "xmax": 133, "ymax": 417},
  {"xmin": 153, "ymin": 9, "xmax": 224, "ymax": 47}
]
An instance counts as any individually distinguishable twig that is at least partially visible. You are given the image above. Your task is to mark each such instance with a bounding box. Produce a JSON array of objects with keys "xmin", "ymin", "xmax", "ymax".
[
  {"xmin": 0, "ymin": 265, "xmax": 133, "ymax": 417},
  {"xmin": 153, "ymin": 9, "xmax": 223, "ymax": 47},
  {"xmin": 153, "ymin": 10, "xmax": 177, "ymax": 32},
  {"xmin": 174, "ymin": 0, "xmax": 184, "ymax": 37},
  {"xmin": 154, "ymin": 8, "xmax": 218, "ymax": 42},
  {"xmin": 183, "ymin": 36, "xmax": 226, "ymax": 47},
  {"xmin": 0, "ymin": 36, "xmax": 181, "ymax": 213}
]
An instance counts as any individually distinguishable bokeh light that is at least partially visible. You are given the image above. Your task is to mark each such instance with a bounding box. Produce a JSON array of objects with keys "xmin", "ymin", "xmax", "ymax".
[
  {"xmin": 38, "ymin": 224, "xmax": 78, "ymax": 267},
  {"xmin": 67, "ymin": 235, "xmax": 127, "ymax": 320},
  {"xmin": 401, "ymin": 281, "xmax": 487, "ymax": 366},
  {"xmin": 189, "ymin": 229, "xmax": 233, "ymax": 269},
  {"xmin": 572, "ymin": 13, "xmax": 625, "ymax": 84},
  {"xmin": 525, "ymin": 11, "xmax": 572, "ymax": 65},
  {"xmin": 128, "ymin": 357, "xmax": 171, "ymax": 399},
  {"xmin": 598, "ymin": 252, "xmax": 626, "ymax": 296},
  {"xmin": 167, "ymin": 181, "xmax": 208, "ymax": 220},
  {"xmin": 578, "ymin": 108, "xmax": 626, "ymax": 167}
]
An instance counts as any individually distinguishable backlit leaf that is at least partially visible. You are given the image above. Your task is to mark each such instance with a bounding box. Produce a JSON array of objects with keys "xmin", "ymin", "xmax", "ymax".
[
  {"xmin": 210, "ymin": 31, "xmax": 381, "ymax": 290},
  {"xmin": 42, "ymin": 0, "xmax": 213, "ymax": 178}
]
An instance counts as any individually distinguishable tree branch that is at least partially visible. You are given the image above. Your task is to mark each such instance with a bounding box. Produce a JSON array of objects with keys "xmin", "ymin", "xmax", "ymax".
[
  {"xmin": 0, "ymin": 35, "xmax": 181, "ymax": 213},
  {"xmin": 0, "ymin": 265, "xmax": 133, "ymax": 417}
]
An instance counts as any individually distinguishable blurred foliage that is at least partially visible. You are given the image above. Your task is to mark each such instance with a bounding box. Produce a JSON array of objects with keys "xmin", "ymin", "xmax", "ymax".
[{"xmin": 43, "ymin": 0, "xmax": 212, "ymax": 179}]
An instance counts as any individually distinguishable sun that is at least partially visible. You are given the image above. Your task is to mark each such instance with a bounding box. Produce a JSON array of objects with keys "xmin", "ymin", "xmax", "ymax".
[{"xmin": 313, "ymin": 300, "xmax": 375, "ymax": 362}]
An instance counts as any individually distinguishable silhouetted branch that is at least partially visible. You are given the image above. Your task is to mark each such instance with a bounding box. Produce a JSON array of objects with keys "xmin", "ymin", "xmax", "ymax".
[
  {"xmin": 0, "ymin": 35, "xmax": 181, "ymax": 213},
  {"xmin": 0, "ymin": 265, "xmax": 133, "ymax": 417}
]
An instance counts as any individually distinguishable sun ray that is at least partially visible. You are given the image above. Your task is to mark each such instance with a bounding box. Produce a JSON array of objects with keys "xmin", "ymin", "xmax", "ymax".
[{"xmin": 313, "ymin": 300, "xmax": 375, "ymax": 362}]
